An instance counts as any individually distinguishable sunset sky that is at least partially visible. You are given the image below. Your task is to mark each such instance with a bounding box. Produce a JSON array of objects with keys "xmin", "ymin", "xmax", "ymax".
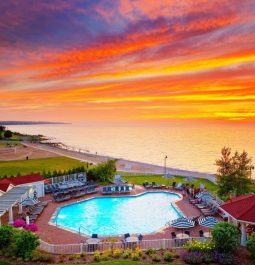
[{"xmin": 0, "ymin": 0, "xmax": 255, "ymax": 124}]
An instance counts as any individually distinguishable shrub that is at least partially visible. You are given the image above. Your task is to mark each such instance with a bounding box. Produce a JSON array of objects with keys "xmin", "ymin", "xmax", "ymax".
[
  {"xmin": 0, "ymin": 261, "xmax": 13, "ymax": 265},
  {"xmin": 131, "ymin": 253, "xmax": 139, "ymax": 261},
  {"xmin": 185, "ymin": 239, "xmax": 215, "ymax": 253},
  {"xmin": 11, "ymin": 230, "xmax": 40, "ymax": 260},
  {"xmin": 212, "ymin": 222, "xmax": 238, "ymax": 253},
  {"xmin": 246, "ymin": 233, "xmax": 255, "ymax": 264},
  {"xmin": 182, "ymin": 250, "xmax": 205, "ymax": 264},
  {"xmin": 24, "ymin": 223, "xmax": 38, "ymax": 232},
  {"xmin": 123, "ymin": 252, "xmax": 130, "ymax": 259},
  {"xmin": 31, "ymin": 250, "xmax": 52, "ymax": 262},
  {"xmin": 134, "ymin": 247, "xmax": 143, "ymax": 257},
  {"xmin": 213, "ymin": 251, "xmax": 234, "ymax": 265},
  {"xmin": 0, "ymin": 225, "xmax": 14, "ymax": 250},
  {"xmin": 145, "ymin": 247, "xmax": 156, "ymax": 255},
  {"xmin": 112, "ymin": 248, "xmax": 122, "ymax": 258},
  {"xmin": 164, "ymin": 251, "xmax": 174, "ymax": 262},
  {"xmin": 151, "ymin": 254, "xmax": 161, "ymax": 262},
  {"xmin": 93, "ymin": 250, "xmax": 100, "ymax": 262},
  {"xmin": 13, "ymin": 219, "xmax": 25, "ymax": 228}
]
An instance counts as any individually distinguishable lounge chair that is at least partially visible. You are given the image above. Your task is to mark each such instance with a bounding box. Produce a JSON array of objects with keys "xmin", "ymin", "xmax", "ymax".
[
  {"xmin": 152, "ymin": 182, "xmax": 157, "ymax": 188},
  {"xmin": 101, "ymin": 186, "xmax": 112, "ymax": 195},
  {"xmin": 143, "ymin": 182, "xmax": 151, "ymax": 189},
  {"xmin": 175, "ymin": 183, "xmax": 183, "ymax": 190}
]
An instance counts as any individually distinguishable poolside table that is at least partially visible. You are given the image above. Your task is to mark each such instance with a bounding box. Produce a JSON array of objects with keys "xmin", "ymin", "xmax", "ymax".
[
  {"xmin": 86, "ymin": 238, "xmax": 100, "ymax": 252},
  {"xmin": 125, "ymin": 236, "xmax": 138, "ymax": 248},
  {"xmin": 125, "ymin": 236, "xmax": 138, "ymax": 243},
  {"xmin": 86, "ymin": 238, "xmax": 100, "ymax": 244},
  {"xmin": 203, "ymin": 232, "xmax": 211, "ymax": 238},
  {"xmin": 176, "ymin": 233, "xmax": 189, "ymax": 239}
]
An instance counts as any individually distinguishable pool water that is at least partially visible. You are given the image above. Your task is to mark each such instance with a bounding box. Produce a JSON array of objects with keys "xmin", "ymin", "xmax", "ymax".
[{"xmin": 54, "ymin": 192, "xmax": 182, "ymax": 236}]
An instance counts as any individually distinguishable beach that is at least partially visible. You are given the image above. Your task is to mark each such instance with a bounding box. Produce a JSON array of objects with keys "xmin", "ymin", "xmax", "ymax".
[{"xmin": 23, "ymin": 142, "xmax": 216, "ymax": 183}]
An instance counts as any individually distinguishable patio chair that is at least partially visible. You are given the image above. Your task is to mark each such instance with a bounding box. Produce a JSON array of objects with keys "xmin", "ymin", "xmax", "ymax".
[
  {"xmin": 151, "ymin": 182, "xmax": 157, "ymax": 188},
  {"xmin": 143, "ymin": 181, "xmax": 151, "ymax": 189},
  {"xmin": 175, "ymin": 183, "xmax": 183, "ymax": 190}
]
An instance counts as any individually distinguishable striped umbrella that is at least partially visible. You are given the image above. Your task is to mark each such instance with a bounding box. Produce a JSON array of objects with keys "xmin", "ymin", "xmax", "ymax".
[
  {"xmin": 170, "ymin": 217, "xmax": 195, "ymax": 229},
  {"xmin": 20, "ymin": 197, "xmax": 38, "ymax": 206},
  {"xmin": 198, "ymin": 216, "xmax": 219, "ymax": 228}
]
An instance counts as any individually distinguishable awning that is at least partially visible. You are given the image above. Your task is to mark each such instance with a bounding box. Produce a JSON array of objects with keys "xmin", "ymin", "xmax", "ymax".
[{"xmin": 0, "ymin": 186, "xmax": 29, "ymax": 217}]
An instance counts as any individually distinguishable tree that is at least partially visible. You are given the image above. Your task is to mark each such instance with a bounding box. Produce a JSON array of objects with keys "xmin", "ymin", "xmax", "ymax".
[
  {"xmin": 0, "ymin": 125, "xmax": 6, "ymax": 132},
  {"xmin": 246, "ymin": 233, "xmax": 255, "ymax": 264},
  {"xmin": 92, "ymin": 160, "xmax": 116, "ymax": 183},
  {"xmin": 216, "ymin": 147, "xmax": 253, "ymax": 199},
  {"xmin": 4, "ymin": 130, "xmax": 13, "ymax": 138},
  {"xmin": 212, "ymin": 222, "xmax": 238, "ymax": 253}
]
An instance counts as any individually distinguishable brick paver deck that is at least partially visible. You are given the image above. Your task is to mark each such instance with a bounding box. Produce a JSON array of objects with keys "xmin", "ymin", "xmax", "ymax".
[{"xmin": 28, "ymin": 186, "xmax": 213, "ymax": 244}]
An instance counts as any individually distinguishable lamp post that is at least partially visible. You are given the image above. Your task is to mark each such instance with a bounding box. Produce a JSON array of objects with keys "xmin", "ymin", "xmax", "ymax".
[
  {"xmin": 164, "ymin": 155, "xmax": 168, "ymax": 178},
  {"xmin": 250, "ymin": 165, "xmax": 254, "ymax": 179}
]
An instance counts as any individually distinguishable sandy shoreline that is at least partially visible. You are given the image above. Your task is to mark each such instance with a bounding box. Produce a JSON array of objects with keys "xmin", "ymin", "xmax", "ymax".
[{"xmin": 23, "ymin": 142, "xmax": 216, "ymax": 183}]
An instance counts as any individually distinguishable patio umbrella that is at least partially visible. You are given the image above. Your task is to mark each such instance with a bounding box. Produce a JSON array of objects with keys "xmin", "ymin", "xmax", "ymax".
[
  {"xmin": 198, "ymin": 216, "xmax": 219, "ymax": 237},
  {"xmin": 170, "ymin": 217, "xmax": 195, "ymax": 229},
  {"xmin": 20, "ymin": 197, "xmax": 38, "ymax": 206},
  {"xmin": 198, "ymin": 216, "xmax": 219, "ymax": 228}
]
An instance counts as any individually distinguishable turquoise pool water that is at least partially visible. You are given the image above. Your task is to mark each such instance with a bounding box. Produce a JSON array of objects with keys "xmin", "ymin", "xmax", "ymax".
[{"xmin": 54, "ymin": 192, "xmax": 182, "ymax": 236}]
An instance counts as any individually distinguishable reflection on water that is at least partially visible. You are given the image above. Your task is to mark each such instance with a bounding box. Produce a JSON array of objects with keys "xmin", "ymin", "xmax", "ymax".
[{"xmin": 8, "ymin": 123, "xmax": 255, "ymax": 176}]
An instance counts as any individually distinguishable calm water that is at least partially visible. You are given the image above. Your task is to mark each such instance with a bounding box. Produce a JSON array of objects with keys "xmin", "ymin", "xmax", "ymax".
[
  {"xmin": 54, "ymin": 192, "xmax": 181, "ymax": 236},
  {"xmin": 8, "ymin": 123, "xmax": 255, "ymax": 175}
]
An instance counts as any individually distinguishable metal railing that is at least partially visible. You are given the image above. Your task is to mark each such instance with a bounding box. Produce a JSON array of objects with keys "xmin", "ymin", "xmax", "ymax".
[{"xmin": 39, "ymin": 236, "xmax": 211, "ymax": 255}]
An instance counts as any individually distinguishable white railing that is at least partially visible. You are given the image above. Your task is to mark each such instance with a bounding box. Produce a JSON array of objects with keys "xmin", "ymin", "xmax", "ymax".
[{"xmin": 39, "ymin": 237, "xmax": 211, "ymax": 255}]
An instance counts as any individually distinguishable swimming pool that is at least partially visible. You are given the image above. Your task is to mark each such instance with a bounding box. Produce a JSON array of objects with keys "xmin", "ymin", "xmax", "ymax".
[{"xmin": 53, "ymin": 192, "xmax": 182, "ymax": 236}]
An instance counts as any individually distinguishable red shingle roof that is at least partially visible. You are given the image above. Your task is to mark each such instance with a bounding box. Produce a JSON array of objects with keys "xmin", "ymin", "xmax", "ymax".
[
  {"xmin": 220, "ymin": 194, "xmax": 255, "ymax": 223},
  {"xmin": 0, "ymin": 174, "xmax": 44, "ymax": 192}
]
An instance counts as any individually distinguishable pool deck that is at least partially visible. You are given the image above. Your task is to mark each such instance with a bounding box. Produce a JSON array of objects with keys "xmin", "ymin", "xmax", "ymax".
[{"xmin": 31, "ymin": 185, "xmax": 214, "ymax": 244}]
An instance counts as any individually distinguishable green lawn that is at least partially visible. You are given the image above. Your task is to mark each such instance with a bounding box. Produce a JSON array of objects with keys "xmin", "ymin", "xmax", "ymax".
[
  {"xmin": 0, "ymin": 157, "xmax": 85, "ymax": 178},
  {"xmin": 122, "ymin": 174, "xmax": 218, "ymax": 194}
]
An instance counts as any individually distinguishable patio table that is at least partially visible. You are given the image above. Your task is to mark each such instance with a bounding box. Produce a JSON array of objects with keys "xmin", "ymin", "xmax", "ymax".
[{"xmin": 176, "ymin": 233, "xmax": 189, "ymax": 239}]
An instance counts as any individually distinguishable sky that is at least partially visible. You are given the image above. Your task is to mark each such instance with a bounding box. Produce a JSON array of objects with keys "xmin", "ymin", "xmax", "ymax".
[{"xmin": 0, "ymin": 0, "xmax": 255, "ymax": 124}]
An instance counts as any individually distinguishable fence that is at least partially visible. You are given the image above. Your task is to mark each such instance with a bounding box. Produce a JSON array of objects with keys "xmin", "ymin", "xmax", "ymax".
[
  {"xmin": 39, "ymin": 237, "xmax": 211, "ymax": 255},
  {"xmin": 47, "ymin": 173, "xmax": 87, "ymax": 184}
]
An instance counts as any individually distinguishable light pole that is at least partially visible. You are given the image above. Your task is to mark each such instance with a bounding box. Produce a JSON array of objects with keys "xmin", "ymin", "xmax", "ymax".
[
  {"xmin": 164, "ymin": 155, "xmax": 168, "ymax": 178},
  {"xmin": 250, "ymin": 165, "xmax": 254, "ymax": 179}
]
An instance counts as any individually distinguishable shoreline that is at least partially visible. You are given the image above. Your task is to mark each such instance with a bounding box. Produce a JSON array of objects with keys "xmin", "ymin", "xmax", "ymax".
[{"xmin": 23, "ymin": 141, "xmax": 216, "ymax": 183}]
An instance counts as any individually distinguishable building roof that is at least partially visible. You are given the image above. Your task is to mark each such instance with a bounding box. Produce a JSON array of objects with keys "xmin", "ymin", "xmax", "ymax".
[
  {"xmin": 0, "ymin": 183, "xmax": 11, "ymax": 193},
  {"xmin": 220, "ymin": 194, "xmax": 255, "ymax": 223},
  {"xmin": 0, "ymin": 174, "xmax": 44, "ymax": 192},
  {"xmin": 0, "ymin": 186, "xmax": 30, "ymax": 216}
]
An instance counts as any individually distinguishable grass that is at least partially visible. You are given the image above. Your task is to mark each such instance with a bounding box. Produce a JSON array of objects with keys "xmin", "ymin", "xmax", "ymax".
[
  {"xmin": 0, "ymin": 157, "xmax": 85, "ymax": 178},
  {"xmin": 122, "ymin": 174, "xmax": 218, "ymax": 194}
]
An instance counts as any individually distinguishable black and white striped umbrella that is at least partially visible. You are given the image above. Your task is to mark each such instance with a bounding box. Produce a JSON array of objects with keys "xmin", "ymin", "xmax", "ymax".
[
  {"xmin": 198, "ymin": 216, "xmax": 219, "ymax": 228},
  {"xmin": 170, "ymin": 217, "xmax": 195, "ymax": 229}
]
